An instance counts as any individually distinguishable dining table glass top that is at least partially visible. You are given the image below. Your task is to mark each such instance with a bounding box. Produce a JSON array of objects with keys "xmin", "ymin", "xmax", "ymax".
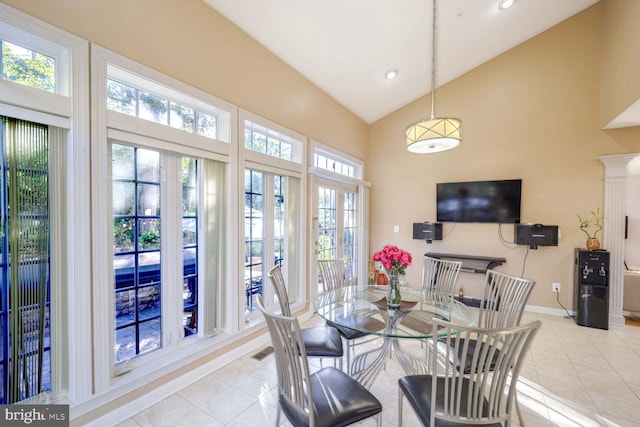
[{"xmin": 314, "ymin": 285, "xmax": 477, "ymax": 339}]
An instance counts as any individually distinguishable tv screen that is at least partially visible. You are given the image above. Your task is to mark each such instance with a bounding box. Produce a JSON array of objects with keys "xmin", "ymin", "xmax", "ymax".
[{"xmin": 436, "ymin": 179, "xmax": 522, "ymax": 223}]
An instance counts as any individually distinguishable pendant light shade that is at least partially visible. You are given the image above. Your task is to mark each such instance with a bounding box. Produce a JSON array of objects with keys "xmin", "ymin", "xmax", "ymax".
[
  {"xmin": 406, "ymin": 0, "xmax": 462, "ymax": 154},
  {"xmin": 406, "ymin": 117, "xmax": 461, "ymax": 153}
]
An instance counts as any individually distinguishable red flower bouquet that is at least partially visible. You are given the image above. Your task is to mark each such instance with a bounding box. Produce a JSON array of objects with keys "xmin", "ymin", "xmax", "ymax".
[{"xmin": 371, "ymin": 245, "xmax": 412, "ymax": 276}]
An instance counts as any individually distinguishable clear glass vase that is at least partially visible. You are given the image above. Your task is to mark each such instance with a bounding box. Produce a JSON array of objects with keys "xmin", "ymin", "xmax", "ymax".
[{"xmin": 387, "ymin": 272, "xmax": 402, "ymax": 308}]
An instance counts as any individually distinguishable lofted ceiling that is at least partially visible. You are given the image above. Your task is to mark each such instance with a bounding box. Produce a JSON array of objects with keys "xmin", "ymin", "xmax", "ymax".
[{"xmin": 203, "ymin": 0, "xmax": 599, "ymax": 124}]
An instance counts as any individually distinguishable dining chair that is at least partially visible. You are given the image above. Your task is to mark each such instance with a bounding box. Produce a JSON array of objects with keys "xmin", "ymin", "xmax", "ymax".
[
  {"xmin": 267, "ymin": 265, "xmax": 344, "ymax": 370},
  {"xmin": 318, "ymin": 257, "xmax": 351, "ymax": 291},
  {"xmin": 317, "ymin": 258, "xmax": 385, "ymax": 374},
  {"xmin": 435, "ymin": 269, "xmax": 536, "ymax": 426},
  {"xmin": 421, "ymin": 255, "xmax": 462, "ymax": 298},
  {"xmin": 419, "ymin": 256, "xmax": 462, "ymax": 353},
  {"xmin": 399, "ymin": 319, "xmax": 541, "ymax": 427},
  {"xmin": 256, "ymin": 296, "xmax": 383, "ymax": 427}
]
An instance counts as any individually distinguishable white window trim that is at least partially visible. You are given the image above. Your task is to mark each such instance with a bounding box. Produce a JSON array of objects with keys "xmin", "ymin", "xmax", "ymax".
[
  {"xmin": 0, "ymin": 2, "xmax": 91, "ymax": 405},
  {"xmin": 103, "ymin": 63, "xmax": 234, "ymax": 147},
  {"xmin": 91, "ymin": 45, "xmax": 240, "ymax": 395},
  {"xmin": 107, "ymin": 112, "xmax": 231, "ymax": 160},
  {"xmin": 240, "ymin": 108, "xmax": 305, "ymax": 168},
  {"xmin": 308, "ymin": 142, "xmax": 369, "ymax": 305},
  {"xmin": 0, "ymin": 80, "xmax": 71, "ymax": 126},
  {"xmin": 239, "ymin": 110, "xmax": 307, "ymax": 326},
  {"xmin": 311, "ymin": 139, "xmax": 364, "ymax": 180},
  {"xmin": 107, "ymin": 64, "xmax": 230, "ymax": 133},
  {"xmin": 0, "ymin": 14, "xmax": 71, "ymax": 96}
]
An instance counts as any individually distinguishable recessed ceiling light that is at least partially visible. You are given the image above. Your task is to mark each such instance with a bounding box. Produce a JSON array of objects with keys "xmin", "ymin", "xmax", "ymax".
[
  {"xmin": 498, "ymin": 0, "xmax": 515, "ymax": 10},
  {"xmin": 385, "ymin": 69, "xmax": 398, "ymax": 80}
]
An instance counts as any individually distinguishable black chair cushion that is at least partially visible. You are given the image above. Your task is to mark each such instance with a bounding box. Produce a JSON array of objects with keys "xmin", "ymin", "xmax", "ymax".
[
  {"xmin": 328, "ymin": 316, "xmax": 386, "ymax": 340},
  {"xmin": 281, "ymin": 367, "xmax": 382, "ymax": 427},
  {"xmin": 436, "ymin": 339, "xmax": 500, "ymax": 374},
  {"xmin": 398, "ymin": 375, "xmax": 500, "ymax": 427},
  {"xmin": 301, "ymin": 326, "xmax": 343, "ymax": 357}
]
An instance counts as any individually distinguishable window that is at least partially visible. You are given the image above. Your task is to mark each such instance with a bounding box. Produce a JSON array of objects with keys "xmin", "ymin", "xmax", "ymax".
[
  {"xmin": 241, "ymin": 109, "xmax": 306, "ymax": 320},
  {"xmin": 244, "ymin": 169, "xmax": 264, "ymax": 314},
  {"xmin": 107, "ymin": 79, "xmax": 217, "ymax": 139},
  {"xmin": 112, "ymin": 144, "xmax": 206, "ymax": 364},
  {"xmin": 317, "ymin": 186, "xmax": 338, "ymax": 260},
  {"xmin": 181, "ymin": 158, "xmax": 198, "ymax": 336},
  {"xmin": 313, "ymin": 147, "xmax": 362, "ymax": 180},
  {"xmin": 244, "ymin": 170, "xmax": 287, "ymax": 315},
  {"xmin": 92, "ymin": 46, "xmax": 234, "ymax": 389},
  {"xmin": 342, "ymin": 192, "xmax": 358, "ymax": 263},
  {"xmin": 0, "ymin": 117, "xmax": 51, "ymax": 403},
  {"xmin": 112, "ymin": 145, "xmax": 163, "ymax": 362},
  {"xmin": 1, "ymin": 40, "xmax": 55, "ymax": 92},
  {"xmin": 314, "ymin": 153, "xmax": 354, "ymax": 177},
  {"xmin": 317, "ymin": 185, "xmax": 358, "ymax": 272},
  {"xmin": 0, "ymin": 2, "xmax": 91, "ymax": 405},
  {"xmin": 244, "ymin": 120, "xmax": 292, "ymax": 160}
]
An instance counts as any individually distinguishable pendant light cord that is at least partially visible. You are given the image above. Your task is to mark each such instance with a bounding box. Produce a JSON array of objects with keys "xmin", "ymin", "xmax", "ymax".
[{"xmin": 430, "ymin": 0, "xmax": 437, "ymax": 120}]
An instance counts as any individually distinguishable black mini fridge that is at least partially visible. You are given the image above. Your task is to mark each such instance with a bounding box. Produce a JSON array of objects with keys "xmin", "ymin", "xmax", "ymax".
[{"xmin": 574, "ymin": 249, "xmax": 609, "ymax": 330}]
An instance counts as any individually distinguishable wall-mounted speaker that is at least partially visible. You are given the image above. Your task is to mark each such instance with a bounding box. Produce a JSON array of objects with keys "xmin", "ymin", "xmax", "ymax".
[
  {"xmin": 515, "ymin": 224, "xmax": 558, "ymax": 248},
  {"xmin": 412, "ymin": 222, "xmax": 442, "ymax": 242}
]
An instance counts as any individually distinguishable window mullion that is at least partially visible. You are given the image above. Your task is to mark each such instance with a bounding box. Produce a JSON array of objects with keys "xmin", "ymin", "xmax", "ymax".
[
  {"xmin": 337, "ymin": 191, "xmax": 344, "ymax": 251},
  {"xmin": 263, "ymin": 173, "xmax": 276, "ymax": 309}
]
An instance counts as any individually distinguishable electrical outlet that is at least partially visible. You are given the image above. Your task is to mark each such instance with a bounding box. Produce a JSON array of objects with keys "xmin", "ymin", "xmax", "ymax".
[{"xmin": 552, "ymin": 282, "xmax": 560, "ymax": 293}]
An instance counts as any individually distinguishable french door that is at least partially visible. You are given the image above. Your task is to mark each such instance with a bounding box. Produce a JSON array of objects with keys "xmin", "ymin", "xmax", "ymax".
[{"xmin": 315, "ymin": 181, "xmax": 358, "ymax": 291}]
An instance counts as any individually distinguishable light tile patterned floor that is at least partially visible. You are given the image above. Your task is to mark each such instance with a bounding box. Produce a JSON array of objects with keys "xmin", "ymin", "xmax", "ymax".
[{"xmin": 118, "ymin": 312, "xmax": 640, "ymax": 427}]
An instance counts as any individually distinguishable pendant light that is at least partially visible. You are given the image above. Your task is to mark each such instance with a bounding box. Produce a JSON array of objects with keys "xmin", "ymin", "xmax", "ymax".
[{"xmin": 406, "ymin": 0, "xmax": 462, "ymax": 153}]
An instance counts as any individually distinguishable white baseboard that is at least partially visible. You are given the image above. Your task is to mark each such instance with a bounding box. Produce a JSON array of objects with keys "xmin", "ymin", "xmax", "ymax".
[{"xmin": 524, "ymin": 303, "xmax": 575, "ymax": 318}]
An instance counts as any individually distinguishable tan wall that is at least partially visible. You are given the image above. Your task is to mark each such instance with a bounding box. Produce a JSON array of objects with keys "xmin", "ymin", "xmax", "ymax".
[
  {"xmin": 1, "ymin": 0, "xmax": 369, "ymax": 160},
  {"xmin": 600, "ymin": 0, "xmax": 640, "ymax": 127},
  {"xmin": 369, "ymin": 4, "xmax": 640, "ymax": 309}
]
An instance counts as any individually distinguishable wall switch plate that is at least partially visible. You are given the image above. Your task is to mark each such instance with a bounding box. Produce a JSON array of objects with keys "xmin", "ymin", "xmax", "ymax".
[{"xmin": 393, "ymin": 225, "xmax": 399, "ymax": 233}]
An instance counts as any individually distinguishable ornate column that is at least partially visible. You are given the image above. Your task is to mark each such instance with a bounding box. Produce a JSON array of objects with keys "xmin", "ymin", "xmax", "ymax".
[{"xmin": 598, "ymin": 154, "xmax": 635, "ymax": 326}]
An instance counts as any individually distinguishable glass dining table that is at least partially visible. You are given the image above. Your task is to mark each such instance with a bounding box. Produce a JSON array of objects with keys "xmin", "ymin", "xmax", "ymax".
[{"xmin": 314, "ymin": 285, "xmax": 477, "ymax": 387}]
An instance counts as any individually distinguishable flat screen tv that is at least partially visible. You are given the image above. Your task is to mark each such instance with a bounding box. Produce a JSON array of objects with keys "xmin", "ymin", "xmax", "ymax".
[{"xmin": 436, "ymin": 179, "xmax": 522, "ymax": 223}]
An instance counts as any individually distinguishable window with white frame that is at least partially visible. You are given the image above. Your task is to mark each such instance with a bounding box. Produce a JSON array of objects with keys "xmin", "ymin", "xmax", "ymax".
[
  {"xmin": 241, "ymin": 110, "xmax": 306, "ymax": 319},
  {"xmin": 1, "ymin": 40, "xmax": 55, "ymax": 92},
  {"xmin": 244, "ymin": 119, "xmax": 292, "ymax": 160},
  {"xmin": 0, "ymin": 3, "xmax": 90, "ymax": 404},
  {"xmin": 92, "ymin": 46, "xmax": 234, "ymax": 386},
  {"xmin": 313, "ymin": 147, "xmax": 362, "ymax": 180},
  {"xmin": 111, "ymin": 144, "xmax": 211, "ymax": 362},
  {"xmin": 107, "ymin": 78, "xmax": 218, "ymax": 139}
]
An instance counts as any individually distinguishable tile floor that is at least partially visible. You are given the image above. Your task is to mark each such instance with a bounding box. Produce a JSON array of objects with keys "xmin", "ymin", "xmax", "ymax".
[{"xmin": 117, "ymin": 312, "xmax": 640, "ymax": 427}]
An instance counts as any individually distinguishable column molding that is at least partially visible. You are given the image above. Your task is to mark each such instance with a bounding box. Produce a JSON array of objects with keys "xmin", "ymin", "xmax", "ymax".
[{"xmin": 598, "ymin": 154, "xmax": 636, "ymax": 326}]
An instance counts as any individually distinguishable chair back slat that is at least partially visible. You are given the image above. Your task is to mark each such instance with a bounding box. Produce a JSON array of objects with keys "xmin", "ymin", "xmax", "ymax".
[
  {"xmin": 256, "ymin": 296, "xmax": 313, "ymax": 425},
  {"xmin": 268, "ymin": 265, "xmax": 291, "ymax": 316},
  {"xmin": 431, "ymin": 319, "xmax": 541, "ymax": 425},
  {"xmin": 479, "ymin": 270, "xmax": 535, "ymax": 328},
  {"xmin": 318, "ymin": 258, "xmax": 351, "ymax": 292},
  {"xmin": 421, "ymin": 256, "xmax": 462, "ymax": 298}
]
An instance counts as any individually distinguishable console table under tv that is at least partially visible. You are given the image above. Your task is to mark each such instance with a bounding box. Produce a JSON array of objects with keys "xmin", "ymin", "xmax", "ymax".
[{"xmin": 425, "ymin": 252, "xmax": 506, "ymax": 274}]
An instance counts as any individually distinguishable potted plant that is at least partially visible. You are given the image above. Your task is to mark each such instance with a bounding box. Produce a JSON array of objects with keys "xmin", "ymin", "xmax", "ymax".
[{"xmin": 577, "ymin": 208, "xmax": 603, "ymax": 250}]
